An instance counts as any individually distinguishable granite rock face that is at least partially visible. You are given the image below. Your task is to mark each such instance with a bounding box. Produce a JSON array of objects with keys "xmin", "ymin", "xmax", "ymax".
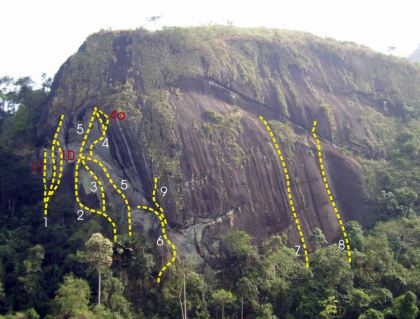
[{"xmin": 36, "ymin": 27, "xmax": 420, "ymax": 266}]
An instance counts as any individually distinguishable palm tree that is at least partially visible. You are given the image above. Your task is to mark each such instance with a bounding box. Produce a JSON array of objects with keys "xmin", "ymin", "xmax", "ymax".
[{"xmin": 235, "ymin": 278, "xmax": 258, "ymax": 319}]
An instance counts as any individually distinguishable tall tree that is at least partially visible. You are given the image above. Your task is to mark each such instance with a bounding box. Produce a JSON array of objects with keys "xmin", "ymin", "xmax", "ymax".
[
  {"xmin": 79, "ymin": 233, "xmax": 113, "ymax": 305},
  {"xmin": 166, "ymin": 274, "xmax": 185, "ymax": 319},
  {"xmin": 212, "ymin": 289, "xmax": 236, "ymax": 319},
  {"xmin": 262, "ymin": 235, "xmax": 295, "ymax": 281},
  {"xmin": 167, "ymin": 257, "xmax": 198, "ymax": 319},
  {"xmin": 222, "ymin": 230, "xmax": 259, "ymax": 275},
  {"xmin": 200, "ymin": 266, "xmax": 218, "ymax": 313},
  {"xmin": 0, "ymin": 76, "xmax": 14, "ymax": 112},
  {"xmin": 40, "ymin": 73, "xmax": 52, "ymax": 93},
  {"xmin": 18, "ymin": 244, "xmax": 45, "ymax": 306},
  {"xmin": 235, "ymin": 277, "xmax": 258, "ymax": 319}
]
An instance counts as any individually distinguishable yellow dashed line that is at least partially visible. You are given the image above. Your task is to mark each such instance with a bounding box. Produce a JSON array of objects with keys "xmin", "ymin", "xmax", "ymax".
[
  {"xmin": 137, "ymin": 176, "xmax": 176, "ymax": 283},
  {"xmin": 83, "ymin": 155, "xmax": 131, "ymax": 236},
  {"xmin": 82, "ymin": 160, "xmax": 106, "ymax": 212},
  {"xmin": 259, "ymin": 116, "xmax": 309, "ymax": 268},
  {"xmin": 312, "ymin": 119, "xmax": 351, "ymax": 264},
  {"xmin": 89, "ymin": 111, "xmax": 110, "ymax": 156},
  {"xmin": 43, "ymin": 115, "xmax": 65, "ymax": 216},
  {"xmin": 43, "ymin": 149, "xmax": 47, "ymax": 213},
  {"xmin": 73, "ymin": 108, "xmax": 118, "ymax": 241}
]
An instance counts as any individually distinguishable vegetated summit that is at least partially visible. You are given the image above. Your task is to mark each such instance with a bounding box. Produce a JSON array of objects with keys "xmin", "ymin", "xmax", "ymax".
[{"xmin": 37, "ymin": 25, "xmax": 420, "ymax": 264}]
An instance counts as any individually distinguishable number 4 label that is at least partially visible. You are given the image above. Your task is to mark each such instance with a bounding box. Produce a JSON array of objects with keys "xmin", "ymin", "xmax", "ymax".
[{"xmin": 102, "ymin": 138, "xmax": 109, "ymax": 148}]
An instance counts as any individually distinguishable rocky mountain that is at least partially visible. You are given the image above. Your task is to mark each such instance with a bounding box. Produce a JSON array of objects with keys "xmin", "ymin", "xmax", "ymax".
[
  {"xmin": 409, "ymin": 43, "xmax": 420, "ymax": 63},
  {"xmin": 36, "ymin": 26, "xmax": 420, "ymax": 268}
]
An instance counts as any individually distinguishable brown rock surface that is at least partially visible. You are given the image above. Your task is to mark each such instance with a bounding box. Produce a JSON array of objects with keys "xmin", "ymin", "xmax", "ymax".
[{"xmin": 36, "ymin": 27, "xmax": 420, "ymax": 265}]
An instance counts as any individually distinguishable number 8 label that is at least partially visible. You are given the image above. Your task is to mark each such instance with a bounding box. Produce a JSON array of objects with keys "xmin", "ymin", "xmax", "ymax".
[{"xmin": 339, "ymin": 240, "xmax": 345, "ymax": 250}]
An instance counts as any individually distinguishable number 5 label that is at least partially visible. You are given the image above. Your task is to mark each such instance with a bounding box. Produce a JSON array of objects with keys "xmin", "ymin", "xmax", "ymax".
[{"xmin": 77, "ymin": 124, "xmax": 83, "ymax": 134}]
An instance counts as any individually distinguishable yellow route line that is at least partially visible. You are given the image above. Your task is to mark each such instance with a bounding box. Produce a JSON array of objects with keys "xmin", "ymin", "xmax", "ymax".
[
  {"xmin": 43, "ymin": 149, "xmax": 47, "ymax": 192},
  {"xmin": 152, "ymin": 177, "xmax": 161, "ymax": 211},
  {"xmin": 52, "ymin": 141, "xmax": 64, "ymax": 193},
  {"xmin": 47, "ymin": 140, "xmax": 63, "ymax": 196},
  {"xmin": 259, "ymin": 116, "xmax": 309, "ymax": 268},
  {"xmin": 81, "ymin": 159, "xmax": 106, "ymax": 212},
  {"xmin": 43, "ymin": 149, "xmax": 47, "ymax": 213},
  {"xmin": 74, "ymin": 108, "xmax": 118, "ymax": 240},
  {"xmin": 77, "ymin": 107, "xmax": 131, "ymax": 236},
  {"xmin": 89, "ymin": 110, "xmax": 108, "ymax": 156},
  {"xmin": 43, "ymin": 115, "xmax": 65, "ymax": 216},
  {"xmin": 81, "ymin": 155, "xmax": 132, "ymax": 236},
  {"xmin": 137, "ymin": 177, "xmax": 176, "ymax": 283},
  {"xmin": 79, "ymin": 159, "xmax": 117, "ymax": 241},
  {"xmin": 75, "ymin": 108, "xmax": 97, "ymax": 211},
  {"xmin": 312, "ymin": 119, "xmax": 351, "ymax": 263}
]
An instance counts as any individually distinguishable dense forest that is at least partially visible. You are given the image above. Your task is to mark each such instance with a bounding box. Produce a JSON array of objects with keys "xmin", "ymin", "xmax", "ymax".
[{"xmin": 2, "ymin": 26, "xmax": 420, "ymax": 319}]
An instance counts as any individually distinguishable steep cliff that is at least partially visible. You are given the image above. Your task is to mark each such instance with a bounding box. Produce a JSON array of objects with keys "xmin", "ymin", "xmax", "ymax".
[{"xmin": 37, "ymin": 26, "xmax": 420, "ymax": 267}]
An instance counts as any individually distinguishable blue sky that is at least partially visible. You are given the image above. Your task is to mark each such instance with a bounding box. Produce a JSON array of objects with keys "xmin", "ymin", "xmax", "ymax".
[{"xmin": 2, "ymin": 0, "xmax": 419, "ymax": 85}]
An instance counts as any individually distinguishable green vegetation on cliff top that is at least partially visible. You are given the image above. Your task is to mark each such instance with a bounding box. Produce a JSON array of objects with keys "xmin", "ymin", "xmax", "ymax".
[{"xmin": 55, "ymin": 25, "xmax": 420, "ymax": 113}]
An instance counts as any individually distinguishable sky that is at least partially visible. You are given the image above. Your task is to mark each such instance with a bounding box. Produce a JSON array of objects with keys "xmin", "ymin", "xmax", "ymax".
[{"xmin": 2, "ymin": 0, "xmax": 419, "ymax": 86}]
